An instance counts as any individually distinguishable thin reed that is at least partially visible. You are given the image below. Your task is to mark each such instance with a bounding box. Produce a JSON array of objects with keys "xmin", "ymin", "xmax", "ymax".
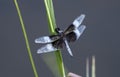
[{"xmin": 14, "ymin": 0, "xmax": 38, "ymax": 77}]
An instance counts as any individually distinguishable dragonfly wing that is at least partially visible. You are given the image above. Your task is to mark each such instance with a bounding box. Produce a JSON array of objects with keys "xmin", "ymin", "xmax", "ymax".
[
  {"xmin": 35, "ymin": 36, "xmax": 52, "ymax": 43},
  {"xmin": 78, "ymin": 25, "xmax": 86, "ymax": 34},
  {"xmin": 65, "ymin": 25, "xmax": 86, "ymax": 42},
  {"xmin": 64, "ymin": 24, "xmax": 75, "ymax": 35},
  {"xmin": 74, "ymin": 25, "xmax": 86, "ymax": 40},
  {"xmin": 35, "ymin": 35, "xmax": 60, "ymax": 43},
  {"xmin": 49, "ymin": 35, "xmax": 61, "ymax": 42},
  {"xmin": 64, "ymin": 14, "xmax": 85, "ymax": 35},
  {"xmin": 73, "ymin": 14, "xmax": 85, "ymax": 28},
  {"xmin": 64, "ymin": 39, "xmax": 73, "ymax": 56},
  {"xmin": 37, "ymin": 44, "xmax": 58, "ymax": 54}
]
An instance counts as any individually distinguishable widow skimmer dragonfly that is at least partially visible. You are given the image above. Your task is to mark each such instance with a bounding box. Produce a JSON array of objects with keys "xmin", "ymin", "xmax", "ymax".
[{"xmin": 35, "ymin": 14, "xmax": 86, "ymax": 56}]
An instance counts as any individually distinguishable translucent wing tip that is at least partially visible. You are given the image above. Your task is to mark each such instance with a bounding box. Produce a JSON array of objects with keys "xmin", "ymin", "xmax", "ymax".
[
  {"xmin": 78, "ymin": 25, "xmax": 86, "ymax": 34},
  {"xmin": 37, "ymin": 44, "xmax": 57, "ymax": 54},
  {"xmin": 37, "ymin": 49, "xmax": 43, "ymax": 54},
  {"xmin": 74, "ymin": 25, "xmax": 86, "ymax": 39},
  {"xmin": 64, "ymin": 39, "xmax": 73, "ymax": 56},
  {"xmin": 80, "ymin": 14, "xmax": 86, "ymax": 18},
  {"xmin": 35, "ymin": 36, "xmax": 52, "ymax": 43},
  {"xmin": 78, "ymin": 14, "xmax": 86, "ymax": 21},
  {"xmin": 73, "ymin": 14, "xmax": 86, "ymax": 28},
  {"xmin": 69, "ymin": 51, "xmax": 73, "ymax": 56},
  {"xmin": 35, "ymin": 38, "xmax": 39, "ymax": 43}
]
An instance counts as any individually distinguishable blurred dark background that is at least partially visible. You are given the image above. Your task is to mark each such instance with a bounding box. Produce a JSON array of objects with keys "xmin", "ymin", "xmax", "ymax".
[{"xmin": 0, "ymin": 0, "xmax": 120, "ymax": 77}]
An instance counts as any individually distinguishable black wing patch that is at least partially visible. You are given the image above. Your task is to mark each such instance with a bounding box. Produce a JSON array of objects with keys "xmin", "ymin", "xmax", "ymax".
[
  {"xmin": 52, "ymin": 38, "xmax": 65, "ymax": 49},
  {"xmin": 66, "ymin": 31, "xmax": 77, "ymax": 42}
]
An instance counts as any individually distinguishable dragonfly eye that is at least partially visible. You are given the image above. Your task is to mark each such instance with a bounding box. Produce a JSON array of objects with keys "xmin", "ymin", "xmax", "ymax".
[
  {"xmin": 55, "ymin": 27, "xmax": 63, "ymax": 34},
  {"xmin": 55, "ymin": 28, "xmax": 60, "ymax": 33}
]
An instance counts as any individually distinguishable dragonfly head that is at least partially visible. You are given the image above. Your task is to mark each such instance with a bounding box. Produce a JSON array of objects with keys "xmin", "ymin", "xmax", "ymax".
[{"xmin": 55, "ymin": 27, "xmax": 63, "ymax": 34}]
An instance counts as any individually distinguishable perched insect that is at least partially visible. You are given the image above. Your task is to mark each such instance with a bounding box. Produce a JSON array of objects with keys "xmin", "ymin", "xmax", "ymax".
[{"xmin": 35, "ymin": 14, "xmax": 86, "ymax": 56}]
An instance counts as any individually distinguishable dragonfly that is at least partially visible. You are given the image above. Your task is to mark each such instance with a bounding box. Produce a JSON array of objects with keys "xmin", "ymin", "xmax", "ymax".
[{"xmin": 35, "ymin": 14, "xmax": 86, "ymax": 56}]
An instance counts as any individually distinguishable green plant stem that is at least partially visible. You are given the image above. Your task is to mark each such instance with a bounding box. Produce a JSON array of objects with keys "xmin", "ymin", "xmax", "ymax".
[
  {"xmin": 44, "ymin": 0, "xmax": 66, "ymax": 77},
  {"xmin": 14, "ymin": 0, "xmax": 38, "ymax": 77}
]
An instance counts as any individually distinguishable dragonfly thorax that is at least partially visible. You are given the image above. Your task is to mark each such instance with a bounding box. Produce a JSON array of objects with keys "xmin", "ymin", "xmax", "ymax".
[{"xmin": 55, "ymin": 28, "xmax": 64, "ymax": 37}]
